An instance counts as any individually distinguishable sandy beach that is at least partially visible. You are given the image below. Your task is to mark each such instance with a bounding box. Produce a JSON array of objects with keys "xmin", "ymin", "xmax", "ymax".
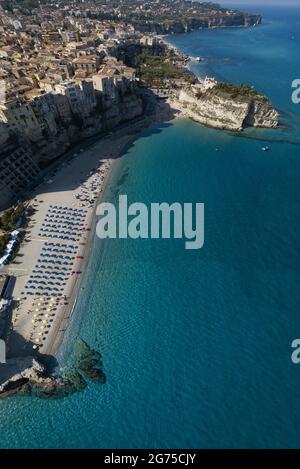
[{"xmin": 5, "ymin": 98, "xmax": 178, "ymax": 359}]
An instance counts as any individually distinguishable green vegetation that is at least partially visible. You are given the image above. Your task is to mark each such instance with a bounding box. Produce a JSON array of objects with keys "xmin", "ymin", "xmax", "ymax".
[
  {"xmin": 0, "ymin": 203, "xmax": 25, "ymax": 232},
  {"xmin": 6, "ymin": 0, "xmax": 48, "ymax": 12},
  {"xmin": 0, "ymin": 203, "xmax": 25, "ymax": 256},
  {"xmin": 138, "ymin": 55, "xmax": 182, "ymax": 79},
  {"xmin": 133, "ymin": 50, "xmax": 188, "ymax": 88},
  {"xmin": 20, "ymin": 0, "xmax": 40, "ymax": 8},
  {"xmin": 0, "ymin": 233, "xmax": 10, "ymax": 256},
  {"xmin": 87, "ymin": 0, "xmax": 255, "ymax": 26},
  {"xmin": 212, "ymin": 83, "xmax": 268, "ymax": 102}
]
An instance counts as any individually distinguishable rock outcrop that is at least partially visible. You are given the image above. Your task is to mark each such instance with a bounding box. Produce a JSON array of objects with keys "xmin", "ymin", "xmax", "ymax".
[
  {"xmin": 38, "ymin": 91, "xmax": 144, "ymax": 165},
  {"xmin": 172, "ymin": 83, "xmax": 279, "ymax": 132},
  {"xmin": 0, "ymin": 338, "xmax": 106, "ymax": 399},
  {"xmin": 74, "ymin": 338, "xmax": 106, "ymax": 384},
  {"xmin": 0, "ymin": 356, "xmax": 45, "ymax": 396},
  {"xmin": 243, "ymin": 99, "xmax": 279, "ymax": 129}
]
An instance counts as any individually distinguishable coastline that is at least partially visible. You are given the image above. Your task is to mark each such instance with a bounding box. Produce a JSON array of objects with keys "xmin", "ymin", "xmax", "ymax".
[
  {"xmin": 50, "ymin": 100, "xmax": 180, "ymax": 358},
  {"xmin": 4, "ymin": 95, "xmax": 178, "ymax": 365},
  {"xmin": 2, "ymin": 23, "xmax": 273, "ymax": 372},
  {"xmin": 57, "ymin": 24, "xmax": 281, "ymax": 352},
  {"xmin": 2, "ymin": 25, "xmax": 279, "ymax": 371},
  {"xmin": 0, "ymin": 5, "xmax": 300, "ymax": 448},
  {"xmin": 50, "ymin": 102, "xmax": 180, "ymax": 358},
  {"xmin": 44, "ymin": 152, "xmax": 114, "ymax": 358}
]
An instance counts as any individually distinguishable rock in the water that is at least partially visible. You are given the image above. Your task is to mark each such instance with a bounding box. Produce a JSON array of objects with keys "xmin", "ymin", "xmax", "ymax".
[
  {"xmin": 73, "ymin": 338, "xmax": 101, "ymax": 363},
  {"xmin": 79, "ymin": 366, "xmax": 106, "ymax": 384},
  {"xmin": 74, "ymin": 337, "xmax": 106, "ymax": 384},
  {"xmin": 31, "ymin": 372, "xmax": 87, "ymax": 399}
]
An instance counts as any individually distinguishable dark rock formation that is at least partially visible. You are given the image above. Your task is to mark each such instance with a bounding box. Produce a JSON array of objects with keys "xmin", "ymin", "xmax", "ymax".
[
  {"xmin": 74, "ymin": 337, "xmax": 107, "ymax": 384},
  {"xmin": 0, "ymin": 337, "xmax": 106, "ymax": 399},
  {"xmin": 30, "ymin": 371, "xmax": 87, "ymax": 399}
]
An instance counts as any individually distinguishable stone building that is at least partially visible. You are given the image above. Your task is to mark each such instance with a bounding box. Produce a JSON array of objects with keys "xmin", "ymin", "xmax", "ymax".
[{"xmin": 0, "ymin": 130, "xmax": 40, "ymax": 209}]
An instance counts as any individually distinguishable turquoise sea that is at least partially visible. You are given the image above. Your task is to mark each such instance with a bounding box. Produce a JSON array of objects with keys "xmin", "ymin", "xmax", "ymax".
[{"xmin": 1, "ymin": 5, "xmax": 300, "ymax": 448}]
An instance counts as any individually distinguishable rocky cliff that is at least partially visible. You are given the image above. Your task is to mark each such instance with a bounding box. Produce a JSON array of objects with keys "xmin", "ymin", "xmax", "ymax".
[
  {"xmin": 172, "ymin": 84, "xmax": 279, "ymax": 132},
  {"xmin": 102, "ymin": 93, "xmax": 144, "ymax": 129},
  {"xmin": 132, "ymin": 14, "xmax": 261, "ymax": 34},
  {"xmin": 38, "ymin": 91, "xmax": 144, "ymax": 164}
]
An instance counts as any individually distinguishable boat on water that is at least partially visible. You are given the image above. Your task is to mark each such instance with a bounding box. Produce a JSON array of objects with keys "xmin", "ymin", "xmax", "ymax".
[{"xmin": 261, "ymin": 146, "xmax": 270, "ymax": 152}]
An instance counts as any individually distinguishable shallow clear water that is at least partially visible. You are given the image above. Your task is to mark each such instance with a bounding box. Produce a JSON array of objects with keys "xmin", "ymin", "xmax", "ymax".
[{"xmin": 1, "ymin": 5, "xmax": 300, "ymax": 449}]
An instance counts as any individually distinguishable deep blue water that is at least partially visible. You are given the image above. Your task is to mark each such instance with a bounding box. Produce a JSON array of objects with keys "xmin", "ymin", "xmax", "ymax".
[
  {"xmin": 1, "ymin": 5, "xmax": 300, "ymax": 448},
  {"xmin": 171, "ymin": 4, "xmax": 300, "ymax": 115}
]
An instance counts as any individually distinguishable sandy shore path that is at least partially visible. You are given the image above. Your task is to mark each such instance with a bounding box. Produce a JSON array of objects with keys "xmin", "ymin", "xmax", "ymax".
[{"xmin": 6, "ymin": 100, "xmax": 177, "ymax": 359}]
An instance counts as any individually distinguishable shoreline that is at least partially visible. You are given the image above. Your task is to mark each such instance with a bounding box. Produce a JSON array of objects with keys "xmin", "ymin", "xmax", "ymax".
[
  {"xmin": 45, "ymin": 157, "xmax": 114, "ymax": 357},
  {"xmin": 4, "ymin": 95, "xmax": 178, "ymax": 365},
  {"xmin": 3, "ymin": 23, "xmax": 266, "ymax": 367},
  {"xmin": 51, "ymin": 102, "xmax": 179, "ymax": 358},
  {"xmin": 49, "ymin": 103, "xmax": 180, "ymax": 358}
]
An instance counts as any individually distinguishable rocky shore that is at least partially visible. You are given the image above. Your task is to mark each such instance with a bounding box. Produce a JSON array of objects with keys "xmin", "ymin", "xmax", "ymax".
[
  {"xmin": 0, "ymin": 338, "xmax": 106, "ymax": 399},
  {"xmin": 171, "ymin": 83, "xmax": 279, "ymax": 132}
]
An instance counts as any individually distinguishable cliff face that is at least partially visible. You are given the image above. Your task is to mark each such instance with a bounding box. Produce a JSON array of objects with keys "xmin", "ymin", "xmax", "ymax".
[
  {"xmin": 243, "ymin": 99, "xmax": 279, "ymax": 129},
  {"xmin": 132, "ymin": 14, "xmax": 261, "ymax": 34},
  {"xmin": 38, "ymin": 92, "xmax": 144, "ymax": 164},
  {"xmin": 102, "ymin": 93, "xmax": 144, "ymax": 129},
  {"xmin": 173, "ymin": 86, "xmax": 278, "ymax": 132}
]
